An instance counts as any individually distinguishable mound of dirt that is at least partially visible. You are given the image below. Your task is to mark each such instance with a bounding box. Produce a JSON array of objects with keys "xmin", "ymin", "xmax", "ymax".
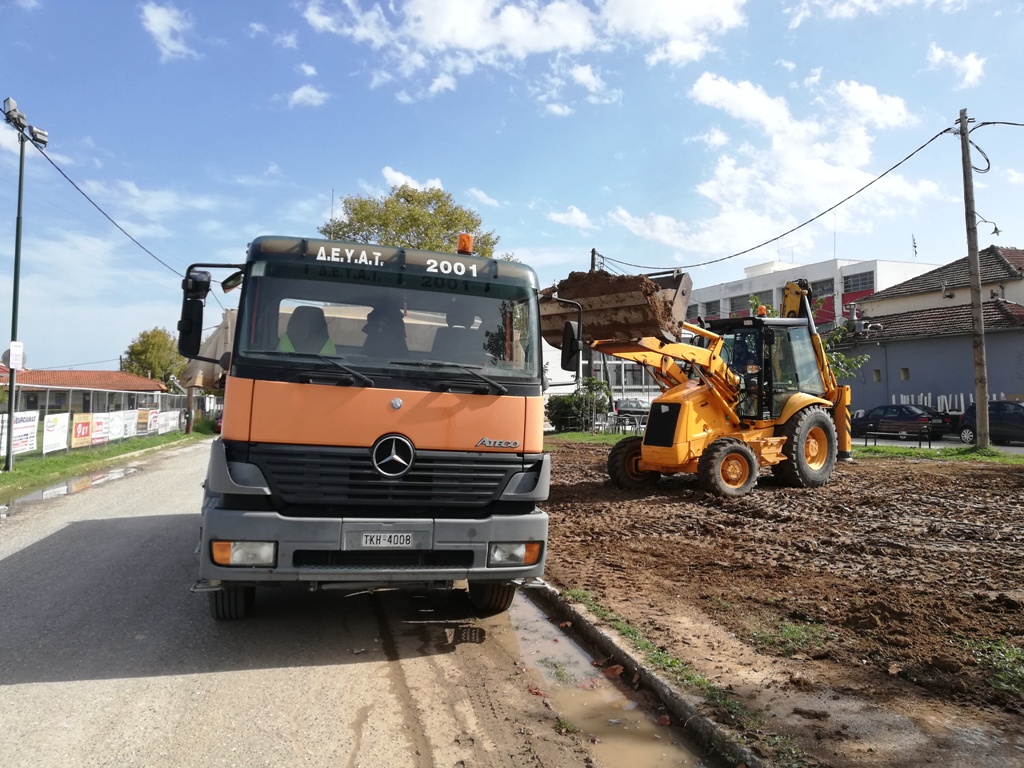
[{"xmin": 543, "ymin": 438, "xmax": 1024, "ymax": 766}]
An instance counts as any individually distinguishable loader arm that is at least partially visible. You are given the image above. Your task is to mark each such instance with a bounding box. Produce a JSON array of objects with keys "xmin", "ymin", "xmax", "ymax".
[{"xmin": 590, "ymin": 324, "xmax": 744, "ymax": 427}]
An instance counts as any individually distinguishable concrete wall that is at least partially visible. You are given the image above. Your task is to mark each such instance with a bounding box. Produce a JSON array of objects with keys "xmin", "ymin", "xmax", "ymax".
[{"xmin": 839, "ymin": 330, "xmax": 1024, "ymax": 413}]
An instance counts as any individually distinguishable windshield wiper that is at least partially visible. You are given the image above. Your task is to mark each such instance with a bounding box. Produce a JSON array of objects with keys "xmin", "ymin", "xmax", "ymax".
[
  {"xmin": 389, "ymin": 359, "xmax": 508, "ymax": 395},
  {"xmin": 274, "ymin": 351, "xmax": 375, "ymax": 386}
]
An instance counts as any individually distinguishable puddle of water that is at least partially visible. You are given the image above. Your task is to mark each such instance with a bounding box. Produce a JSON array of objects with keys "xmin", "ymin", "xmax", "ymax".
[
  {"xmin": 509, "ymin": 594, "xmax": 706, "ymax": 767},
  {"xmin": 4, "ymin": 467, "xmax": 138, "ymax": 514}
]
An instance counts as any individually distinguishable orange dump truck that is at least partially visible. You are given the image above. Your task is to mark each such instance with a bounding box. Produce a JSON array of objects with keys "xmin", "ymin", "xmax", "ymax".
[{"xmin": 178, "ymin": 235, "xmax": 549, "ymax": 619}]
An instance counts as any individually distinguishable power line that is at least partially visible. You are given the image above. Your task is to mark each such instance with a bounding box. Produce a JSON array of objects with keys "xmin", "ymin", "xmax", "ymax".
[
  {"xmin": 603, "ymin": 126, "xmax": 957, "ymax": 273},
  {"xmin": 33, "ymin": 144, "xmax": 183, "ymax": 277},
  {"xmin": 30, "ymin": 141, "xmax": 226, "ymax": 311},
  {"xmin": 36, "ymin": 358, "xmax": 121, "ymax": 370}
]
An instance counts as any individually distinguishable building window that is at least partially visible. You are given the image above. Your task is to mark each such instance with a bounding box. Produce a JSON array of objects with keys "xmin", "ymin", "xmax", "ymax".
[
  {"xmin": 728, "ymin": 295, "xmax": 749, "ymax": 314},
  {"xmin": 900, "ymin": 368, "xmax": 910, "ymax": 381},
  {"xmin": 704, "ymin": 300, "xmax": 720, "ymax": 317},
  {"xmin": 843, "ymin": 272, "xmax": 875, "ymax": 293},
  {"xmin": 811, "ymin": 278, "xmax": 834, "ymax": 296},
  {"xmin": 686, "ymin": 303, "xmax": 700, "ymax": 321},
  {"xmin": 873, "ymin": 369, "xmax": 881, "ymax": 383}
]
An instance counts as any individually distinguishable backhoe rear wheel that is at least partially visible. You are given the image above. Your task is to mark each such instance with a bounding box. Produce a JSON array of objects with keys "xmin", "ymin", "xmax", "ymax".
[
  {"xmin": 697, "ymin": 438, "xmax": 759, "ymax": 497},
  {"xmin": 608, "ymin": 436, "xmax": 660, "ymax": 490},
  {"xmin": 776, "ymin": 406, "xmax": 838, "ymax": 488}
]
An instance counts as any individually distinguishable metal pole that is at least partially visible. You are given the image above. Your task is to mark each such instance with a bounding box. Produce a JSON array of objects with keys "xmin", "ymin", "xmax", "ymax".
[
  {"xmin": 958, "ymin": 108, "xmax": 990, "ymax": 447},
  {"xmin": 4, "ymin": 131, "xmax": 26, "ymax": 471}
]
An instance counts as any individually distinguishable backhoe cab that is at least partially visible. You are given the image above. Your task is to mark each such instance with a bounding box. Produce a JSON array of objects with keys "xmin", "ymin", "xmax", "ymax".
[{"xmin": 540, "ymin": 273, "xmax": 851, "ymax": 497}]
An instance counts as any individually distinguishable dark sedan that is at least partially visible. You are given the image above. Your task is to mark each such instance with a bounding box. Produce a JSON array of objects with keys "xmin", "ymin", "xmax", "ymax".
[
  {"xmin": 959, "ymin": 401, "xmax": 1024, "ymax": 444},
  {"xmin": 851, "ymin": 404, "xmax": 944, "ymax": 439}
]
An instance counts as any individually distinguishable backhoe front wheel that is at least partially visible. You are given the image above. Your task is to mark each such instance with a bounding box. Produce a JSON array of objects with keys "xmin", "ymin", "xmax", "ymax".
[
  {"xmin": 698, "ymin": 438, "xmax": 759, "ymax": 497},
  {"xmin": 608, "ymin": 436, "xmax": 660, "ymax": 490},
  {"xmin": 776, "ymin": 406, "xmax": 838, "ymax": 488}
]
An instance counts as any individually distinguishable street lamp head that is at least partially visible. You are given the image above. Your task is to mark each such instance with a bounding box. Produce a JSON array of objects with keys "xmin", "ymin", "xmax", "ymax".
[
  {"xmin": 28, "ymin": 125, "xmax": 47, "ymax": 147},
  {"xmin": 5, "ymin": 108, "xmax": 27, "ymax": 131},
  {"xmin": 2, "ymin": 97, "xmax": 15, "ymax": 115}
]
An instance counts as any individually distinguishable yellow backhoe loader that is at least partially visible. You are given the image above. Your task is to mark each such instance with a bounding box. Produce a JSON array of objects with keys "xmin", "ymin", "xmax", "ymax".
[{"xmin": 540, "ymin": 273, "xmax": 851, "ymax": 497}]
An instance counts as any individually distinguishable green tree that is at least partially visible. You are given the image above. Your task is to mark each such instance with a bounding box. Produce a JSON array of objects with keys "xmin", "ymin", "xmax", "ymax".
[
  {"xmin": 122, "ymin": 327, "xmax": 187, "ymax": 385},
  {"xmin": 545, "ymin": 377, "xmax": 611, "ymax": 433},
  {"xmin": 319, "ymin": 184, "xmax": 499, "ymax": 258}
]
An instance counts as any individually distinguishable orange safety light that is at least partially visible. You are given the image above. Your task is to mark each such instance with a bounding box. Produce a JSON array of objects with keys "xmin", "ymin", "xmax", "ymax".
[
  {"xmin": 457, "ymin": 233, "xmax": 473, "ymax": 254},
  {"xmin": 756, "ymin": 305, "xmax": 768, "ymax": 317}
]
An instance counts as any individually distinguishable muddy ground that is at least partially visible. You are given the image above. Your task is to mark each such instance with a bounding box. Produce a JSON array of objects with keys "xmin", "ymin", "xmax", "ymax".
[{"xmin": 542, "ymin": 438, "xmax": 1024, "ymax": 767}]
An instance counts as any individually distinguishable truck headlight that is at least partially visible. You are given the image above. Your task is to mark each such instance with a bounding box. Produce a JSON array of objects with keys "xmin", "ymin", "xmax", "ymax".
[
  {"xmin": 211, "ymin": 540, "xmax": 276, "ymax": 567},
  {"xmin": 488, "ymin": 541, "xmax": 542, "ymax": 567}
]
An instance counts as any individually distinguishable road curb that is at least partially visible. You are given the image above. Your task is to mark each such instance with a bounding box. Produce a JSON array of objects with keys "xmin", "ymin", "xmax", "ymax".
[{"xmin": 525, "ymin": 582, "xmax": 764, "ymax": 768}]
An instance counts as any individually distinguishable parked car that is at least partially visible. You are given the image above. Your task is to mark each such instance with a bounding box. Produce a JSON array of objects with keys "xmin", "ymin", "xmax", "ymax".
[
  {"xmin": 613, "ymin": 398, "xmax": 651, "ymax": 418},
  {"xmin": 958, "ymin": 401, "xmax": 1024, "ymax": 444},
  {"xmin": 850, "ymin": 404, "xmax": 942, "ymax": 439},
  {"xmin": 215, "ymin": 415, "xmax": 223, "ymax": 433},
  {"xmin": 918, "ymin": 406, "xmax": 955, "ymax": 437}
]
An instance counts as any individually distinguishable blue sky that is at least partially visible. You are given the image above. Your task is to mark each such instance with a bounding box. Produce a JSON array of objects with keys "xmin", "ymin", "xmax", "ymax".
[{"xmin": 1, "ymin": 0, "xmax": 1021, "ymax": 370}]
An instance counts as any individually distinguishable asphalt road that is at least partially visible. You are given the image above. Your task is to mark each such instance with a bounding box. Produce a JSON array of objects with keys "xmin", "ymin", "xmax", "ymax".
[{"xmin": 0, "ymin": 442, "xmax": 588, "ymax": 768}]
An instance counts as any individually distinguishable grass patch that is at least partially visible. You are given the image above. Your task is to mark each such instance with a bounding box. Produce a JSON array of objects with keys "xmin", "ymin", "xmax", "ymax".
[
  {"xmin": 550, "ymin": 430, "xmax": 1024, "ymax": 465},
  {"xmin": 967, "ymin": 638, "xmax": 1024, "ymax": 696},
  {"xmin": 555, "ymin": 716, "xmax": 579, "ymax": 735},
  {"xmin": 0, "ymin": 431, "xmax": 211, "ymax": 504},
  {"xmin": 546, "ymin": 431, "xmax": 625, "ymax": 446},
  {"xmin": 538, "ymin": 657, "xmax": 576, "ymax": 684},
  {"xmin": 750, "ymin": 620, "xmax": 829, "ymax": 657}
]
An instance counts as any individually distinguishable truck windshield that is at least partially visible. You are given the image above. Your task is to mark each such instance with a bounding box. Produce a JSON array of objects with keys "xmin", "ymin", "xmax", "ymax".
[{"xmin": 234, "ymin": 259, "xmax": 540, "ymax": 379}]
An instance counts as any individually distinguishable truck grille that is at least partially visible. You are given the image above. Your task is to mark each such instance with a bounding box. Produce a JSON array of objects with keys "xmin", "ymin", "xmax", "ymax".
[
  {"xmin": 245, "ymin": 444, "xmax": 524, "ymax": 510},
  {"xmin": 293, "ymin": 549, "xmax": 474, "ymax": 570}
]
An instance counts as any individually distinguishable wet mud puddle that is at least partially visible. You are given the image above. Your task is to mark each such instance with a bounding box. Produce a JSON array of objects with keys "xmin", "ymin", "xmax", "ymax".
[{"xmin": 509, "ymin": 594, "xmax": 706, "ymax": 767}]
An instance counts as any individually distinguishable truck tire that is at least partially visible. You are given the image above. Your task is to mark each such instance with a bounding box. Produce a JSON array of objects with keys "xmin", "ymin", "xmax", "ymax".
[
  {"xmin": 608, "ymin": 436, "xmax": 660, "ymax": 490},
  {"xmin": 209, "ymin": 586, "xmax": 255, "ymax": 620},
  {"xmin": 469, "ymin": 582, "xmax": 517, "ymax": 615},
  {"xmin": 697, "ymin": 438, "xmax": 758, "ymax": 497},
  {"xmin": 776, "ymin": 406, "xmax": 838, "ymax": 488}
]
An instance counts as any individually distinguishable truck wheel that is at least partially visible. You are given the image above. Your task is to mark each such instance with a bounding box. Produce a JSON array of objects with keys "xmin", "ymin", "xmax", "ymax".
[
  {"xmin": 209, "ymin": 586, "xmax": 255, "ymax": 620},
  {"xmin": 608, "ymin": 436, "xmax": 660, "ymax": 489},
  {"xmin": 776, "ymin": 406, "xmax": 838, "ymax": 488},
  {"xmin": 469, "ymin": 582, "xmax": 517, "ymax": 615},
  {"xmin": 697, "ymin": 439, "xmax": 758, "ymax": 497}
]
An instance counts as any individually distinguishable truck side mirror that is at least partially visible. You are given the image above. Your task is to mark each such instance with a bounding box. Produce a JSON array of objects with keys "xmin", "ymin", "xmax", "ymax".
[
  {"xmin": 560, "ymin": 320, "xmax": 581, "ymax": 372},
  {"xmin": 178, "ymin": 298, "xmax": 204, "ymax": 358}
]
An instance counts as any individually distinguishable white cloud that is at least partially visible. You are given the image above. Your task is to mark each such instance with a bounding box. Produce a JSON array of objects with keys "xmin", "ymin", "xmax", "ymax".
[
  {"xmin": 613, "ymin": 71, "xmax": 941, "ymax": 260},
  {"xmin": 80, "ymin": 179, "xmax": 218, "ymax": 222},
  {"xmin": 778, "ymin": 59, "xmax": 796, "ymax": 72},
  {"xmin": 248, "ymin": 22, "xmax": 268, "ymax": 36},
  {"xmin": 548, "ymin": 205, "xmax": 595, "ymax": 231},
  {"xmin": 600, "ymin": 0, "xmax": 746, "ymax": 65},
  {"xmin": 288, "ymin": 84, "xmax": 329, "ymax": 107},
  {"xmin": 275, "ymin": 32, "xmax": 299, "ymax": 48},
  {"xmin": 382, "ymin": 166, "xmax": 443, "ymax": 190},
  {"xmin": 428, "ymin": 73, "xmax": 457, "ymax": 95},
  {"xmin": 299, "ymin": 0, "xmax": 744, "ymax": 104},
  {"xmin": 690, "ymin": 127, "xmax": 730, "ymax": 149},
  {"xmin": 467, "ymin": 187, "xmax": 499, "ymax": 207},
  {"xmin": 546, "ymin": 103, "xmax": 573, "ymax": 117},
  {"xmin": 926, "ymin": 42, "xmax": 984, "ymax": 89},
  {"xmin": 1007, "ymin": 169, "xmax": 1024, "ymax": 185},
  {"xmin": 299, "ymin": 63, "xmax": 317, "ymax": 77},
  {"xmin": 140, "ymin": 3, "xmax": 198, "ymax": 62},
  {"xmin": 834, "ymin": 80, "xmax": 913, "ymax": 128},
  {"xmin": 785, "ymin": 0, "xmax": 968, "ymax": 29}
]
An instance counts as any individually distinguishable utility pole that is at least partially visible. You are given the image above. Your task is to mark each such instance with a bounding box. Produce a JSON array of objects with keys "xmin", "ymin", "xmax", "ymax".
[{"xmin": 958, "ymin": 108, "xmax": 990, "ymax": 447}]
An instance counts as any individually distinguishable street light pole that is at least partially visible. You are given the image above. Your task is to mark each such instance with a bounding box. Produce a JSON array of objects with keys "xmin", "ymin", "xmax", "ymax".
[{"xmin": 3, "ymin": 98, "xmax": 47, "ymax": 471}]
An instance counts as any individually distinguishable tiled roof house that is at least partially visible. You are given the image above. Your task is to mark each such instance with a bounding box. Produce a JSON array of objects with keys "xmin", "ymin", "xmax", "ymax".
[
  {"xmin": 838, "ymin": 245, "xmax": 1024, "ymax": 412},
  {"xmin": 0, "ymin": 368, "xmax": 167, "ymax": 391}
]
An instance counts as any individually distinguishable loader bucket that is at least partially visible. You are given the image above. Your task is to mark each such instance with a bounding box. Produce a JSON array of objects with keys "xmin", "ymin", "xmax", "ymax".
[{"xmin": 539, "ymin": 270, "xmax": 692, "ymax": 348}]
